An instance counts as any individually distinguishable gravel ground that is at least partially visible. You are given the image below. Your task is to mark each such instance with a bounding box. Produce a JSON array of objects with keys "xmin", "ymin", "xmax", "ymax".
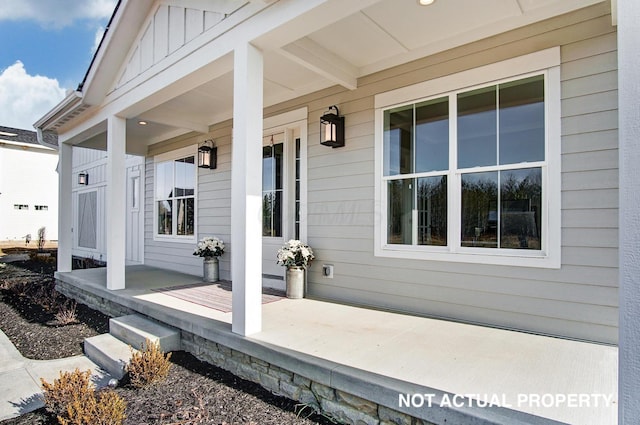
[{"xmin": 0, "ymin": 259, "xmax": 336, "ymax": 425}]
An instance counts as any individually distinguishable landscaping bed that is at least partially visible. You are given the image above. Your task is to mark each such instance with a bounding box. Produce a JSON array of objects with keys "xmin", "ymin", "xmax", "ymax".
[{"xmin": 0, "ymin": 259, "xmax": 335, "ymax": 425}]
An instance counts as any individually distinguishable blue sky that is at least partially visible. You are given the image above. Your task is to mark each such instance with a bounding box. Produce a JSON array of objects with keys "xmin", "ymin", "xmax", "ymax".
[
  {"xmin": 0, "ymin": 0, "xmax": 117, "ymax": 130},
  {"xmin": 0, "ymin": 20, "xmax": 100, "ymax": 89}
]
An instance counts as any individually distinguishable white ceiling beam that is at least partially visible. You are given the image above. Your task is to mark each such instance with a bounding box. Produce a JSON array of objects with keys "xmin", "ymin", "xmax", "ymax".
[
  {"xmin": 279, "ymin": 37, "xmax": 358, "ymax": 90},
  {"xmin": 138, "ymin": 110, "xmax": 210, "ymax": 133}
]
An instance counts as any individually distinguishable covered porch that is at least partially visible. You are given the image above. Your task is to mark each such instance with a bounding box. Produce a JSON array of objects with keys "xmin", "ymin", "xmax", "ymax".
[{"xmin": 55, "ymin": 266, "xmax": 617, "ymax": 425}]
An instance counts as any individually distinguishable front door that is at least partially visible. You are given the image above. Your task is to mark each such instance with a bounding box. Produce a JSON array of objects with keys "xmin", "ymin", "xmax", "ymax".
[{"xmin": 262, "ymin": 124, "xmax": 305, "ymax": 290}]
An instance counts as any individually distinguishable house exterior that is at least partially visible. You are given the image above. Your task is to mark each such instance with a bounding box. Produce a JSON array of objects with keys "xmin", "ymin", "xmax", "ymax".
[
  {"xmin": 70, "ymin": 147, "xmax": 144, "ymax": 265},
  {"xmin": 34, "ymin": 0, "xmax": 639, "ymax": 421},
  {"xmin": 0, "ymin": 126, "xmax": 58, "ymax": 242}
]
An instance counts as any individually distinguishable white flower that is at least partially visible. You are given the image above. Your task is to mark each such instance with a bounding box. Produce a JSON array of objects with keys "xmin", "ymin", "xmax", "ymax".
[{"xmin": 193, "ymin": 236, "xmax": 225, "ymax": 257}]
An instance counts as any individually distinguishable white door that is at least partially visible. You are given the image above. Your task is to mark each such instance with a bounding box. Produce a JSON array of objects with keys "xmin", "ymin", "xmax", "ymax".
[
  {"xmin": 125, "ymin": 159, "xmax": 144, "ymax": 265},
  {"xmin": 262, "ymin": 124, "xmax": 305, "ymax": 290}
]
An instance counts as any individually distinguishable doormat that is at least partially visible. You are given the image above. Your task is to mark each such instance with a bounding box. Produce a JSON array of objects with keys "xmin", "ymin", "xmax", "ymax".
[{"xmin": 151, "ymin": 281, "xmax": 285, "ymax": 313}]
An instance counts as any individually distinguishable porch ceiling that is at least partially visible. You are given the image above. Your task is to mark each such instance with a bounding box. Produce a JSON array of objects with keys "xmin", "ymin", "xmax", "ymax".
[{"xmin": 92, "ymin": 0, "xmax": 606, "ymax": 150}]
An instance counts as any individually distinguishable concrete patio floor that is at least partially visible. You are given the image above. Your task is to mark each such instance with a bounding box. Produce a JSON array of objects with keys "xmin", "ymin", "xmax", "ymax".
[{"xmin": 56, "ymin": 265, "xmax": 618, "ymax": 425}]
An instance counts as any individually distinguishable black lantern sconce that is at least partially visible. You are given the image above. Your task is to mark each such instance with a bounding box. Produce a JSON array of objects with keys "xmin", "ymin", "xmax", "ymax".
[
  {"xmin": 78, "ymin": 171, "xmax": 89, "ymax": 185},
  {"xmin": 320, "ymin": 105, "xmax": 345, "ymax": 148},
  {"xmin": 198, "ymin": 140, "xmax": 217, "ymax": 169}
]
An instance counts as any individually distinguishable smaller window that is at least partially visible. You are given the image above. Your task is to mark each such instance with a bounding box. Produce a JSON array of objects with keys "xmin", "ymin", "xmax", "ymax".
[
  {"xmin": 14, "ymin": 204, "xmax": 28, "ymax": 210},
  {"xmin": 35, "ymin": 205, "xmax": 48, "ymax": 211},
  {"xmin": 154, "ymin": 146, "xmax": 197, "ymax": 241}
]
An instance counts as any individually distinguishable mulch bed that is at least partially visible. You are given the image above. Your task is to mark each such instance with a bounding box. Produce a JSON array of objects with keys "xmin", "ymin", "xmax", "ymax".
[{"xmin": 0, "ymin": 259, "xmax": 336, "ymax": 425}]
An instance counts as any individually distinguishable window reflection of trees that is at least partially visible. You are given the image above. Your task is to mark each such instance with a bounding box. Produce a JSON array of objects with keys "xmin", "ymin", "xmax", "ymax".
[{"xmin": 461, "ymin": 169, "xmax": 541, "ymax": 249}]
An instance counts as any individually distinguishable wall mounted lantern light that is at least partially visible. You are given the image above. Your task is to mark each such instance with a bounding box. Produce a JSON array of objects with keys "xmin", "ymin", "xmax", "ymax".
[
  {"xmin": 78, "ymin": 171, "xmax": 89, "ymax": 185},
  {"xmin": 198, "ymin": 139, "xmax": 217, "ymax": 169},
  {"xmin": 320, "ymin": 105, "xmax": 345, "ymax": 148}
]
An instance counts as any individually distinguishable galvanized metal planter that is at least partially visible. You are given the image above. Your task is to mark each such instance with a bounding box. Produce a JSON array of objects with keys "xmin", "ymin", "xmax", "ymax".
[
  {"xmin": 203, "ymin": 256, "xmax": 219, "ymax": 282},
  {"xmin": 286, "ymin": 266, "xmax": 305, "ymax": 299}
]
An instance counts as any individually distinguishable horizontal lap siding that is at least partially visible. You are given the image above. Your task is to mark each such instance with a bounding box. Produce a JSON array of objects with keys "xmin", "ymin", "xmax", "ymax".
[
  {"xmin": 269, "ymin": 4, "xmax": 618, "ymax": 344},
  {"xmin": 144, "ymin": 123, "xmax": 233, "ymax": 278}
]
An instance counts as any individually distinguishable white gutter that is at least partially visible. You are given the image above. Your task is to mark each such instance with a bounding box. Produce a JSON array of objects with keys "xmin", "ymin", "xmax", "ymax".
[
  {"xmin": 0, "ymin": 138, "xmax": 55, "ymax": 151},
  {"xmin": 34, "ymin": 90, "xmax": 83, "ymax": 150}
]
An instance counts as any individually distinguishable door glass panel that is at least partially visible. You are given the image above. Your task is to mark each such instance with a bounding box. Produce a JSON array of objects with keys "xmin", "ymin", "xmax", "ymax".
[
  {"xmin": 262, "ymin": 143, "xmax": 284, "ymax": 237},
  {"xmin": 461, "ymin": 171, "xmax": 498, "ymax": 248},
  {"xmin": 500, "ymin": 168, "xmax": 542, "ymax": 250},
  {"xmin": 458, "ymin": 86, "xmax": 497, "ymax": 168},
  {"xmin": 415, "ymin": 97, "xmax": 449, "ymax": 173},
  {"xmin": 499, "ymin": 75, "xmax": 545, "ymax": 165}
]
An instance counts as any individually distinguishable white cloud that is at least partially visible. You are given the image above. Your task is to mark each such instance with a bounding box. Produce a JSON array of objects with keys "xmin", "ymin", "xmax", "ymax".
[
  {"xmin": 0, "ymin": 0, "xmax": 116, "ymax": 28},
  {"xmin": 0, "ymin": 62, "xmax": 65, "ymax": 130},
  {"xmin": 92, "ymin": 26, "xmax": 106, "ymax": 54}
]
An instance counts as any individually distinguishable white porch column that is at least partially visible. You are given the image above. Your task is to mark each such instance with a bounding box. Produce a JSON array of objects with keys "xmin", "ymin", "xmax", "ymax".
[
  {"xmin": 57, "ymin": 142, "xmax": 73, "ymax": 272},
  {"xmin": 106, "ymin": 116, "xmax": 127, "ymax": 290},
  {"xmin": 618, "ymin": 0, "xmax": 640, "ymax": 422},
  {"xmin": 231, "ymin": 42, "xmax": 263, "ymax": 336}
]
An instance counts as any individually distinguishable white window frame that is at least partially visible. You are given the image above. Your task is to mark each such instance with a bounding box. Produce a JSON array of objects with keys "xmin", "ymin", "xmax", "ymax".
[
  {"xmin": 153, "ymin": 145, "xmax": 198, "ymax": 243},
  {"xmin": 374, "ymin": 47, "xmax": 561, "ymax": 268}
]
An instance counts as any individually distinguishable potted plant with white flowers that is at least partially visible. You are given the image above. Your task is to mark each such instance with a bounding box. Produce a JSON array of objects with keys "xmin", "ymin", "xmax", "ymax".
[
  {"xmin": 193, "ymin": 236, "xmax": 225, "ymax": 282},
  {"xmin": 277, "ymin": 239, "xmax": 314, "ymax": 299}
]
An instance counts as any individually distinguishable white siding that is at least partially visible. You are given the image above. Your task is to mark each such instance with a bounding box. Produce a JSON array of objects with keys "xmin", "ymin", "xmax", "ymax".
[
  {"xmin": 142, "ymin": 4, "xmax": 618, "ymax": 343},
  {"xmin": 71, "ymin": 147, "xmax": 143, "ymax": 262},
  {"xmin": 267, "ymin": 3, "xmax": 618, "ymax": 344},
  {"xmin": 144, "ymin": 124, "xmax": 233, "ymax": 278}
]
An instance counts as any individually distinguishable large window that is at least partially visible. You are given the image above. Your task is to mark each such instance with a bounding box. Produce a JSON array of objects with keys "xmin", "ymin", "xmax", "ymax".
[
  {"xmin": 375, "ymin": 49, "xmax": 560, "ymax": 267},
  {"xmin": 154, "ymin": 146, "xmax": 196, "ymax": 241}
]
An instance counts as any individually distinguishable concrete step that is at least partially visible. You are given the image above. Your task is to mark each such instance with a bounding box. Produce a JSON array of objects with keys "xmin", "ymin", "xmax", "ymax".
[
  {"xmin": 109, "ymin": 314, "xmax": 180, "ymax": 352},
  {"xmin": 84, "ymin": 334, "xmax": 135, "ymax": 380}
]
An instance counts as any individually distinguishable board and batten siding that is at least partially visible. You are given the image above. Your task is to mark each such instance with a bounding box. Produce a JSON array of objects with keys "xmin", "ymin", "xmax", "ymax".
[
  {"xmin": 72, "ymin": 147, "xmax": 144, "ymax": 262},
  {"xmin": 265, "ymin": 3, "xmax": 618, "ymax": 344},
  {"xmin": 143, "ymin": 122, "xmax": 233, "ymax": 278}
]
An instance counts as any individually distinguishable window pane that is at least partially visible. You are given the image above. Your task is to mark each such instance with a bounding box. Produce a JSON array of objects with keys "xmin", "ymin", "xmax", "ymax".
[
  {"xmin": 132, "ymin": 176, "xmax": 139, "ymax": 209},
  {"xmin": 157, "ymin": 200, "xmax": 172, "ymax": 235},
  {"xmin": 500, "ymin": 168, "xmax": 542, "ymax": 250},
  {"xmin": 274, "ymin": 143, "xmax": 283, "ymax": 190},
  {"xmin": 458, "ymin": 86, "xmax": 497, "ymax": 168},
  {"xmin": 175, "ymin": 156, "xmax": 195, "ymax": 197},
  {"xmin": 263, "ymin": 146, "xmax": 274, "ymax": 191},
  {"xmin": 417, "ymin": 176, "xmax": 447, "ymax": 246},
  {"xmin": 273, "ymin": 190, "xmax": 282, "ymax": 237},
  {"xmin": 262, "ymin": 143, "xmax": 283, "ymax": 237},
  {"xmin": 461, "ymin": 172, "xmax": 498, "ymax": 248},
  {"xmin": 499, "ymin": 76, "xmax": 545, "ymax": 164},
  {"xmin": 156, "ymin": 161, "xmax": 173, "ymax": 199},
  {"xmin": 262, "ymin": 192, "xmax": 274, "ymax": 237},
  {"xmin": 176, "ymin": 198, "xmax": 195, "ymax": 236},
  {"xmin": 384, "ymin": 105, "xmax": 413, "ymax": 176},
  {"xmin": 416, "ymin": 97, "xmax": 449, "ymax": 173},
  {"xmin": 387, "ymin": 179, "xmax": 413, "ymax": 244},
  {"xmin": 261, "ymin": 191, "xmax": 281, "ymax": 237}
]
